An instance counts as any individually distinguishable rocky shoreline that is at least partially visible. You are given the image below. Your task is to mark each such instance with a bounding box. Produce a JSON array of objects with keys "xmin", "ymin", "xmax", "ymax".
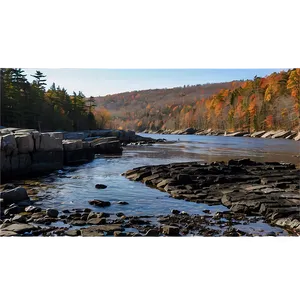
[
  {"xmin": 0, "ymin": 128, "xmax": 164, "ymax": 181},
  {"xmin": 0, "ymin": 159, "xmax": 299, "ymax": 237},
  {"xmin": 143, "ymin": 128, "xmax": 300, "ymax": 141},
  {"xmin": 123, "ymin": 159, "xmax": 300, "ymax": 235}
]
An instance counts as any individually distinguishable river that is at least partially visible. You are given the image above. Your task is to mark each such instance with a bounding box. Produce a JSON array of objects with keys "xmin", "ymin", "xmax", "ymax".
[{"xmin": 29, "ymin": 134, "xmax": 299, "ymax": 235}]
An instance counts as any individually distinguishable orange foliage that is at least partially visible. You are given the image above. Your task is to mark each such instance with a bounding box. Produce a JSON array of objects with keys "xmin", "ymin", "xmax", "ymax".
[
  {"xmin": 248, "ymin": 97, "xmax": 256, "ymax": 117},
  {"xmin": 94, "ymin": 107, "xmax": 111, "ymax": 128},
  {"xmin": 214, "ymin": 102, "xmax": 223, "ymax": 117},
  {"xmin": 265, "ymin": 115, "xmax": 273, "ymax": 129}
]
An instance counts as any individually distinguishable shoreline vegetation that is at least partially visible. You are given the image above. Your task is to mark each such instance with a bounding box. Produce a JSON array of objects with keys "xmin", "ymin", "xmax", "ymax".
[{"xmin": 95, "ymin": 69, "xmax": 300, "ymax": 135}]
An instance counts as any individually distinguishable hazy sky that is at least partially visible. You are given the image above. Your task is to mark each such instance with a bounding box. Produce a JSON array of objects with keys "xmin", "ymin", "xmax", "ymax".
[{"xmin": 23, "ymin": 69, "xmax": 287, "ymax": 97}]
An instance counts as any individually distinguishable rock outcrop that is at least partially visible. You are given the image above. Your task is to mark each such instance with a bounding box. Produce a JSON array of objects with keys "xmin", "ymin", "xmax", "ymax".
[{"xmin": 123, "ymin": 159, "xmax": 300, "ymax": 233}]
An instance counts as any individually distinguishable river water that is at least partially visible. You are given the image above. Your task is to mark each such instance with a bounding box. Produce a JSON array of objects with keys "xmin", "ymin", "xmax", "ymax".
[{"xmin": 32, "ymin": 134, "xmax": 299, "ymax": 235}]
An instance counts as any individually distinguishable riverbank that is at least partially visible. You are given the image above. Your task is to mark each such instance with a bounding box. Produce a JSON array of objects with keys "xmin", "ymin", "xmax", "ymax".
[
  {"xmin": 0, "ymin": 128, "xmax": 164, "ymax": 181},
  {"xmin": 142, "ymin": 128, "xmax": 300, "ymax": 141}
]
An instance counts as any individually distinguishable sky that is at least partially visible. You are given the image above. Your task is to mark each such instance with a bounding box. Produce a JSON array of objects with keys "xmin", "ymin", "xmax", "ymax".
[{"xmin": 23, "ymin": 69, "xmax": 288, "ymax": 97}]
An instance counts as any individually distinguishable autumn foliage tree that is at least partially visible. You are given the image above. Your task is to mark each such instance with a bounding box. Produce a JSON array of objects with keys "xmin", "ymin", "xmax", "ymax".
[
  {"xmin": 287, "ymin": 68, "xmax": 300, "ymax": 130},
  {"xmin": 93, "ymin": 107, "xmax": 111, "ymax": 129}
]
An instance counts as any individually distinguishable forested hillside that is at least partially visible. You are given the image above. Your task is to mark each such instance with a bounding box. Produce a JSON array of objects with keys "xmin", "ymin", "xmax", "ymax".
[
  {"xmin": 95, "ymin": 69, "xmax": 300, "ymax": 132},
  {"xmin": 0, "ymin": 68, "xmax": 110, "ymax": 131},
  {"xmin": 94, "ymin": 81, "xmax": 240, "ymax": 130}
]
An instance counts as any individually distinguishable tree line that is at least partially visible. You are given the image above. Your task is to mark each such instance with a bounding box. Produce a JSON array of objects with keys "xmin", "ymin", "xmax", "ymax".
[
  {"xmin": 0, "ymin": 68, "xmax": 111, "ymax": 131},
  {"xmin": 110, "ymin": 69, "xmax": 300, "ymax": 132}
]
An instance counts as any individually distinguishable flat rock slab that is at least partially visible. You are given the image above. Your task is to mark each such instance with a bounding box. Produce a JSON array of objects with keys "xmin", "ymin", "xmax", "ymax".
[
  {"xmin": 81, "ymin": 224, "xmax": 123, "ymax": 237},
  {"xmin": 0, "ymin": 230, "xmax": 19, "ymax": 237},
  {"xmin": 1, "ymin": 223, "xmax": 37, "ymax": 234},
  {"xmin": 123, "ymin": 159, "xmax": 300, "ymax": 233}
]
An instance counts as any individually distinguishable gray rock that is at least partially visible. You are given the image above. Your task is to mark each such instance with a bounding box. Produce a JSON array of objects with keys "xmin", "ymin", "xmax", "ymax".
[
  {"xmin": 87, "ymin": 212, "xmax": 97, "ymax": 220},
  {"xmin": 117, "ymin": 201, "xmax": 129, "ymax": 205},
  {"xmin": 65, "ymin": 229, "xmax": 81, "ymax": 237},
  {"xmin": 4, "ymin": 204, "xmax": 21, "ymax": 216},
  {"xmin": 46, "ymin": 208, "xmax": 59, "ymax": 218},
  {"xmin": 70, "ymin": 220, "xmax": 86, "ymax": 226},
  {"xmin": 98, "ymin": 212, "xmax": 110, "ymax": 218},
  {"xmin": 0, "ymin": 230, "xmax": 18, "ymax": 237},
  {"xmin": 88, "ymin": 200, "xmax": 111, "ymax": 207},
  {"xmin": 1, "ymin": 223, "xmax": 36, "ymax": 234},
  {"xmin": 0, "ymin": 187, "xmax": 29, "ymax": 206},
  {"xmin": 87, "ymin": 218, "xmax": 106, "ymax": 225},
  {"xmin": 12, "ymin": 214, "xmax": 27, "ymax": 223}
]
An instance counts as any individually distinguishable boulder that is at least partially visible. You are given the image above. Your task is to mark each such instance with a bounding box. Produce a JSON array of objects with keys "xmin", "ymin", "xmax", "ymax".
[
  {"xmin": 271, "ymin": 130, "xmax": 291, "ymax": 139},
  {"xmin": 250, "ymin": 131, "xmax": 266, "ymax": 138},
  {"xmin": 162, "ymin": 225, "xmax": 180, "ymax": 236},
  {"xmin": 88, "ymin": 200, "xmax": 111, "ymax": 207},
  {"xmin": 15, "ymin": 134, "xmax": 34, "ymax": 153},
  {"xmin": 39, "ymin": 133, "xmax": 63, "ymax": 151},
  {"xmin": 95, "ymin": 184, "xmax": 107, "ymax": 189},
  {"xmin": 1, "ymin": 134, "xmax": 17, "ymax": 156},
  {"xmin": 4, "ymin": 204, "xmax": 22, "ymax": 216},
  {"xmin": 294, "ymin": 132, "xmax": 300, "ymax": 141},
  {"xmin": 0, "ymin": 223, "xmax": 36, "ymax": 234},
  {"xmin": 62, "ymin": 140, "xmax": 83, "ymax": 151},
  {"xmin": 46, "ymin": 208, "xmax": 59, "ymax": 218},
  {"xmin": 0, "ymin": 187, "xmax": 30, "ymax": 206},
  {"xmin": 261, "ymin": 131, "xmax": 276, "ymax": 138}
]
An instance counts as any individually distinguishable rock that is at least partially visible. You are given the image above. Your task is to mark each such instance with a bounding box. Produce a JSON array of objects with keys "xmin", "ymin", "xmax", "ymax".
[
  {"xmin": 15, "ymin": 134, "xmax": 34, "ymax": 153},
  {"xmin": 4, "ymin": 204, "xmax": 22, "ymax": 216},
  {"xmin": 162, "ymin": 225, "xmax": 180, "ymax": 236},
  {"xmin": 87, "ymin": 218, "xmax": 106, "ymax": 225},
  {"xmin": 65, "ymin": 229, "xmax": 81, "ymax": 236},
  {"xmin": 294, "ymin": 132, "xmax": 300, "ymax": 141},
  {"xmin": 250, "ymin": 131, "xmax": 266, "ymax": 138},
  {"xmin": 171, "ymin": 209, "xmax": 180, "ymax": 215},
  {"xmin": 80, "ymin": 229, "xmax": 105, "ymax": 237},
  {"xmin": 40, "ymin": 133, "xmax": 63, "ymax": 151},
  {"xmin": 62, "ymin": 140, "xmax": 83, "ymax": 151},
  {"xmin": 0, "ymin": 187, "xmax": 29, "ymax": 206},
  {"xmin": 225, "ymin": 131, "xmax": 249, "ymax": 137},
  {"xmin": 3, "ymin": 183, "xmax": 16, "ymax": 190},
  {"xmin": 114, "ymin": 231, "xmax": 128, "ymax": 237},
  {"xmin": 84, "ymin": 208, "xmax": 92, "ymax": 213},
  {"xmin": 271, "ymin": 130, "xmax": 291, "ymax": 139},
  {"xmin": 98, "ymin": 212, "xmax": 110, "ymax": 218},
  {"xmin": 80, "ymin": 224, "xmax": 123, "ymax": 237},
  {"xmin": 87, "ymin": 212, "xmax": 97, "ymax": 220},
  {"xmin": 221, "ymin": 194, "xmax": 232, "ymax": 207},
  {"xmin": 261, "ymin": 131, "xmax": 276, "ymax": 138},
  {"xmin": 46, "ymin": 208, "xmax": 59, "ymax": 218},
  {"xmin": 70, "ymin": 220, "xmax": 86, "ymax": 226},
  {"xmin": 116, "ymin": 212, "xmax": 125, "ymax": 217},
  {"xmin": 95, "ymin": 184, "xmax": 107, "ymax": 189},
  {"xmin": 25, "ymin": 205, "xmax": 41, "ymax": 213},
  {"xmin": 0, "ymin": 230, "xmax": 18, "ymax": 237},
  {"xmin": 1, "ymin": 134, "xmax": 17, "ymax": 156},
  {"xmin": 88, "ymin": 200, "xmax": 111, "ymax": 207},
  {"xmin": 180, "ymin": 211, "xmax": 189, "ymax": 215},
  {"xmin": 145, "ymin": 229, "xmax": 160, "ymax": 236},
  {"xmin": 1, "ymin": 223, "xmax": 36, "ymax": 234},
  {"xmin": 12, "ymin": 214, "xmax": 27, "ymax": 223},
  {"xmin": 17, "ymin": 199, "xmax": 32, "ymax": 206},
  {"xmin": 117, "ymin": 201, "xmax": 129, "ymax": 205}
]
